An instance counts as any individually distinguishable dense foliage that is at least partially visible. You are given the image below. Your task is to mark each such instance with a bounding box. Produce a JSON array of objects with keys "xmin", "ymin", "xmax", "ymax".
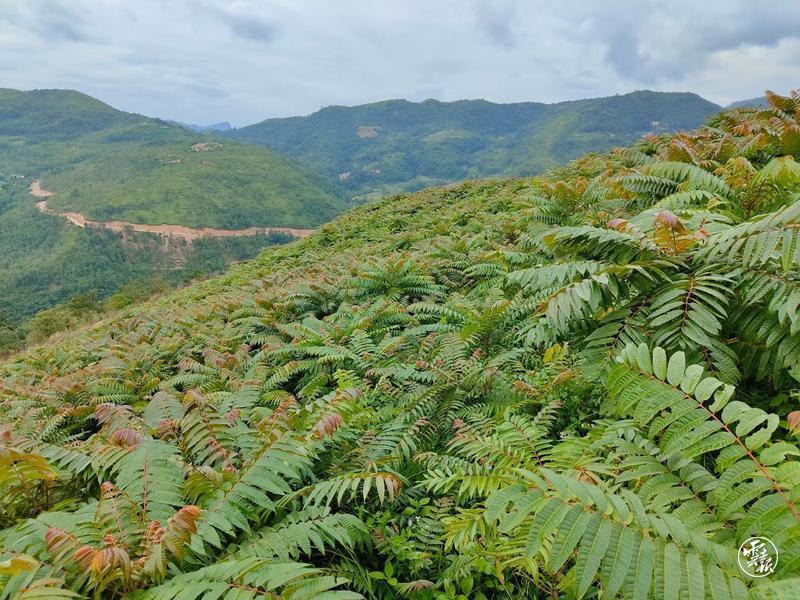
[
  {"xmin": 2, "ymin": 93, "xmax": 800, "ymax": 598},
  {"xmin": 226, "ymin": 91, "xmax": 720, "ymax": 200},
  {"xmin": 0, "ymin": 88, "xmax": 346, "ymax": 229}
]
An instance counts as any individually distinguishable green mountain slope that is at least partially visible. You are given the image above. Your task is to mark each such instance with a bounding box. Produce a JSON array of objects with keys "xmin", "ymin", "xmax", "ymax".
[
  {"xmin": 0, "ymin": 178, "xmax": 294, "ymax": 329},
  {"xmin": 0, "ymin": 88, "xmax": 347, "ymax": 229},
  {"xmin": 1, "ymin": 93, "xmax": 800, "ymax": 597},
  {"xmin": 227, "ymin": 90, "xmax": 721, "ymax": 199},
  {"xmin": 0, "ymin": 89, "xmax": 348, "ymax": 346},
  {"xmin": 0, "ymin": 88, "xmax": 137, "ymax": 141}
]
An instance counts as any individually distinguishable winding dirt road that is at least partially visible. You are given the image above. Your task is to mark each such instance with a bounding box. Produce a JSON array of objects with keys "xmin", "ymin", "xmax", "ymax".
[
  {"xmin": 29, "ymin": 180, "xmax": 54, "ymax": 198},
  {"xmin": 30, "ymin": 180, "xmax": 315, "ymax": 241}
]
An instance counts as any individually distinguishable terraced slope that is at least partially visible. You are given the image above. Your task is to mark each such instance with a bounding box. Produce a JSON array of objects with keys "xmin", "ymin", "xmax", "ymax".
[{"xmin": 1, "ymin": 93, "xmax": 800, "ymax": 598}]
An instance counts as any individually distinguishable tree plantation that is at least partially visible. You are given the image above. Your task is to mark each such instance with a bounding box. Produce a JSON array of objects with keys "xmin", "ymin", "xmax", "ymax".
[{"xmin": 1, "ymin": 92, "xmax": 800, "ymax": 598}]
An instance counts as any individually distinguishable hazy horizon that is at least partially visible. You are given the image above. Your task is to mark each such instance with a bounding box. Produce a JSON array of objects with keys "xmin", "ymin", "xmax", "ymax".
[
  {"xmin": 5, "ymin": 85, "xmax": 740, "ymax": 129},
  {"xmin": 2, "ymin": 0, "xmax": 798, "ymax": 126}
]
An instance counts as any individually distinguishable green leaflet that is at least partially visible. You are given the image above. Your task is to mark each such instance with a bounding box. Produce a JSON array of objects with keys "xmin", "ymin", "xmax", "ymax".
[{"xmin": 575, "ymin": 515, "xmax": 612, "ymax": 598}]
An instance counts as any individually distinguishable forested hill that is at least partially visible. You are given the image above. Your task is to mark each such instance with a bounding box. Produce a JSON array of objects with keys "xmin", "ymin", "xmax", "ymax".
[
  {"xmin": 226, "ymin": 90, "xmax": 721, "ymax": 199},
  {"xmin": 1, "ymin": 92, "xmax": 800, "ymax": 598},
  {"xmin": 0, "ymin": 88, "xmax": 348, "ymax": 350},
  {"xmin": 0, "ymin": 88, "xmax": 347, "ymax": 229},
  {"xmin": 0, "ymin": 88, "xmax": 138, "ymax": 141}
]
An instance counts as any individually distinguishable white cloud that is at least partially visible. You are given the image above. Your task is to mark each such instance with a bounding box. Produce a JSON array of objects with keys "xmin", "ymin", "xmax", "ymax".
[
  {"xmin": 0, "ymin": 0, "xmax": 797, "ymax": 124},
  {"xmin": 658, "ymin": 37, "xmax": 800, "ymax": 106}
]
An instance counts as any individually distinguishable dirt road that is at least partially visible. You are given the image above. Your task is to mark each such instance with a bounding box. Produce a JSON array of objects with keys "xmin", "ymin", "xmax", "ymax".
[
  {"xmin": 29, "ymin": 180, "xmax": 54, "ymax": 198},
  {"xmin": 30, "ymin": 180, "xmax": 315, "ymax": 241}
]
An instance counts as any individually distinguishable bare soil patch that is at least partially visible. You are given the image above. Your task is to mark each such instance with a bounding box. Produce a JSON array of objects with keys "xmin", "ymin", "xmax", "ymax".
[
  {"xmin": 29, "ymin": 180, "xmax": 54, "ymax": 198},
  {"xmin": 356, "ymin": 126, "xmax": 379, "ymax": 139}
]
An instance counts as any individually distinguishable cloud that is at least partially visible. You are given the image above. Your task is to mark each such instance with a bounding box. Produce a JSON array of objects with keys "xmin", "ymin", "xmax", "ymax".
[
  {"xmin": 657, "ymin": 37, "xmax": 800, "ymax": 106},
  {"xmin": 1, "ymin": 0, "xmax": 96, "ymax": 42},
  {"xmin": 203, "ymin": 4, "xmax": 280, "ymax": 44},
  {"xmin": 471, "ymin": 0, "xmax": 517, "ymax": 49},
  {"xmin": 564, "ymin": 1, "xmax": 800, "ymax": 82},
  {"xmin": 37, "ymin": 2, "xmax": 94, "ymax": 42},
  {"xmin": 0, "ymin": 0, "xmax": 797, "ymax": 124},
  {"xmin": 225, "ymin": 16, "xmax": 278, "ymax": 43}
]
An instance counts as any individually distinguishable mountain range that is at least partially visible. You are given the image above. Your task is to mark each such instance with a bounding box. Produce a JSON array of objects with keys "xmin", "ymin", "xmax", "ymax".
[
  {"xmin": 727, "ymin": 96, "xmax": 770, "ymax": 109},
  {"xmin": 169, "ymin": 120, "xmax": 233, "ymax": 133},
  {"xmin": 0, "ymin": 88, "xmax": 346, "ymax": 341},
  {"xmin": 0, "ymin": 88, "xmax": 346, "ymax": 229},
  {"xmin": 0, "ymin": 87, "xmax": 727, "ymax": 349},
  {"xmin": 225, "ymin": 90, "xmax": 722, "ymax": 199}
]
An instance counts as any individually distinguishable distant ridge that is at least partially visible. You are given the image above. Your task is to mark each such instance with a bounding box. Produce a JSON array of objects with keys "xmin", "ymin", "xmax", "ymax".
[
  {"xmin": 225, "ymin": 90, "xmax": 722, "ymax": 199},
  {"xmin": 169, "ymin": 120, "xmax": 233, "ymax": 132},
  {"xmin": 0, "ymin": 87, "xmax": 139, "ymax": 141},
  {"xmin": 727, "ymin": 96, "xmax": 770, "ymax": 109}
]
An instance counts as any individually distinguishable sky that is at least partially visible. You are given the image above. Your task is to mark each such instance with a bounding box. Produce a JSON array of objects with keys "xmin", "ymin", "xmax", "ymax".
[{"xmin": 1, "ymin": 0, "xmax": 799, "ymax": 126}]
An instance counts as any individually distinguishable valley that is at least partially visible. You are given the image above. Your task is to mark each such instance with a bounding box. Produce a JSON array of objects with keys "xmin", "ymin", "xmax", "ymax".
[
  {"xmin": 0, "ymin": 88, "xmax": 344, "ymax": 349},
  {"xmin": 0, "ymin": 176, "xmax": 298, "ymax": 351},
  {"xmin": 32, "ymin": 181, "xmax": 315, "ymax": 241}
]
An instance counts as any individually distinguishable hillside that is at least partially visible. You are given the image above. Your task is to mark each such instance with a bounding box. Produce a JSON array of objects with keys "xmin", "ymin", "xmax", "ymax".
[
  {"xmin": 0, "ymin": 89, "xmax": 350, "ymax": 348},
  {"xmin": 1, "ymin": 92, "xmax": 799, "ymax": 597},
  {"xmin": 0, "ymin": 177, "xmax": 295, "ymax": 337},
  {"xmin": 0, "ymin": 88, "xmax": 137, "ymax": 142},
  {"xmin": 227, "ymin": 90, "xmax": 722, "ymax": 199},
  {"xmin": 0, "ymin": 88, "xmax": 347, "ymax": 229}
]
